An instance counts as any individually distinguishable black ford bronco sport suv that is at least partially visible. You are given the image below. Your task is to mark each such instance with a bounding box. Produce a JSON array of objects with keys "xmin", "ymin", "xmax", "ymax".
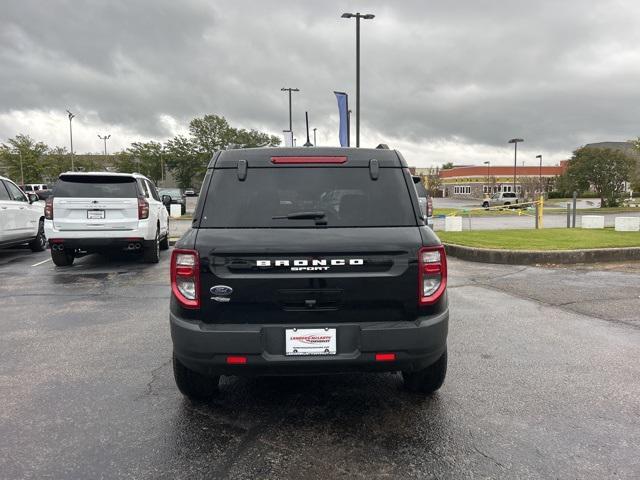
[{"xmin": 170, "ymin": 147, "xmax": 448, "ymax": 399}]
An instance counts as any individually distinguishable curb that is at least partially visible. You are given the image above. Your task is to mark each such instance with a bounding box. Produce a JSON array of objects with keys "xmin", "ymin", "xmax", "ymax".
[{"xmin": 442, "ymin": 243, "xmax": 640, "ymax": 265}]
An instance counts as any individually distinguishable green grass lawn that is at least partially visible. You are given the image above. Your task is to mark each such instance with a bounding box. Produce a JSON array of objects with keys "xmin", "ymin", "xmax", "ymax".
[{"xmin": 437, "ymin": 228, "xmax": 640, "ymax": 250}]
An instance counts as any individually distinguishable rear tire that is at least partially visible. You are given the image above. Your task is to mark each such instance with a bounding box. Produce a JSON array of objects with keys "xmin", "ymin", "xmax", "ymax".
[
  {"xmin": 482, "ymin": 201, "xmax": 489, "ymax": 209},
  {"xmin": 29, "ymin": 219, "xmax": 46, "ymax": 252},
  {"xmin": 173, "ymin": 353, "xmax": 219, "ymax": 400},
  {"xmin": 51, "ymin": 248, "xmax": 75, "ymax": 267},
  {"xmin": 143, "ymin": 229, "xmax": 160, "ymax": 263},
  {"xmin": 402, "ymin": 349, "xmax": 447, "ymax": 394}
]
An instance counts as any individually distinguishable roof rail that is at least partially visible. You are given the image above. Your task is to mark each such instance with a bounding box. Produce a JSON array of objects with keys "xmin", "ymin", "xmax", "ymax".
[{"xmin": 376, "ymin": 144, "xmax": 390, "ymax": 149}]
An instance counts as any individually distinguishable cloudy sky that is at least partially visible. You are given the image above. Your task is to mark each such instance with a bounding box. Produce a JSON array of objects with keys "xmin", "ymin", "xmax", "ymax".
[{"xmin": 2, "ymin": 0, "xmax": 640, "ymax": 167}]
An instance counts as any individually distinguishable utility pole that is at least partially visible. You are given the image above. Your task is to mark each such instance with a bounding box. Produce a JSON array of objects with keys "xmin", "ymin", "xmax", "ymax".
[
  {"xmin": 98, "ymin": 134, "xmax": 111, "ymax": 156},
  {"xmin": 508, "ymin": 138, "xmax": 523, "ymax": 193},
  {"xmin": 281, "ymin": 87, "xmax": 299, "ymax": 138},
  {"xmin": 66, "ymin": 110, "xmax": 75, "ymax": 171},
  {"xmin": 341, "ymin": 12, "xmax": 375, "ymax": 147},
  {"xmin": 313, "ymin": 128, "xmax": 317, "ymax": 146}
]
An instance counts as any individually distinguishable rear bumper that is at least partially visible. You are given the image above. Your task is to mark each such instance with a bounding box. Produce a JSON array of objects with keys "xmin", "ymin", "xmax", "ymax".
[
  {"xmin": 47, "ymin": 237, "xmax": 145, "ymax": 251},
  {"xmin": 170, "ymin": 310, "xmax": 448, "ymax": 376}
]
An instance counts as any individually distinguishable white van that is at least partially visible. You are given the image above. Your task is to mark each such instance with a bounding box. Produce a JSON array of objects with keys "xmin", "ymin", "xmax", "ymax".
[{"xmin": 44, "ymin": 172, "xmax": 170, "ymax": 266}]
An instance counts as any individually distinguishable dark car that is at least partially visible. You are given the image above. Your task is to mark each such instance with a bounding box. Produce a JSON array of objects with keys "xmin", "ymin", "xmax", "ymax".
[
  {"xmin": 170, "ymin": 147, "xmax": 449, "ymax": 399},
  {"xmin": 158, "ymin": 188, "xmax": 186, "ymax": 215}
]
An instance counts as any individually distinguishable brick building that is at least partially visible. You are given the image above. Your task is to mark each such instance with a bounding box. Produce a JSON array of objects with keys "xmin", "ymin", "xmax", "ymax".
[{"xmin": 438, "ymin": 163, "xmax": 567, "ymax": 199}]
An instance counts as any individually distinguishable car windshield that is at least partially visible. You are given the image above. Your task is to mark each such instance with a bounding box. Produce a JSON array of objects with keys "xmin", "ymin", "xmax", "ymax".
[{"xmin": 200, "ymin": 167, "xmax": 416, "ymax": 228}]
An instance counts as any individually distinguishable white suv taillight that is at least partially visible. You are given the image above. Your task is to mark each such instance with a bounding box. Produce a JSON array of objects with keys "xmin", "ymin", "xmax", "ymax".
[
  {"xmin": 418, "ymin": 246, "xmax": 447, "ymax": 305},
  {"xmin": 427, "ymin": 197, "xmax": 433, "ymax": 217},
  {"xmin": 171, "ymin": 249, "xmax": 200, "ymax": 309},
  {"xmin": 44, "ymin": 197, "xmax": 54, "ymax": 220},
  {"xmin": 138, "ymin": 197, "xmax": 149, "ymax": 219}
]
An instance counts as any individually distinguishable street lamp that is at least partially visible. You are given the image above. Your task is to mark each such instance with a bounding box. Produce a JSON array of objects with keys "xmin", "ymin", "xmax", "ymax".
[
  {"xmin": 508, "ymin": 138, "xmax": 524, "ymax": 193},
  {"xmin": 484, "ymin": 161, "xmax": 490, "ymax": 193},
  {"xmin": 536, "ymin": 154, "xmax": 543, "ymax": 194},
  {"xmin": 303, "ymin": 112, "xmax": 313, "ymax": 147},
  {"xmin": 66, "ymin": 110, "xmax": 75, "ymax": 171},
  {"xmin": 98, "ymin": 134, "xmax": 111, "ymax": 156},
  {"xmin": 281, "ymin": 87, "xmax": 300, "ymax": 138},
  {"xmin": 341, "ymin": 12, "xmax": 375, "ymax": 148},
  {"xmin": 313, "ymin": 128, "xmax": 317, "ymax": 146}
]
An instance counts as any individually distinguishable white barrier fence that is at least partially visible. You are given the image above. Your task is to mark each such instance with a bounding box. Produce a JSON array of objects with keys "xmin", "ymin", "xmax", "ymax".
[{"xmin": 615, "ymin": 217, "xmax": 640, "ymax": 232}]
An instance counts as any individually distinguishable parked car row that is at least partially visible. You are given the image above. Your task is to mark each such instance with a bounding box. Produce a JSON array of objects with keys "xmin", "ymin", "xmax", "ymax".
[{"xmin": 1, "ymin": 172, "xmax": 174, "ymax": 265}]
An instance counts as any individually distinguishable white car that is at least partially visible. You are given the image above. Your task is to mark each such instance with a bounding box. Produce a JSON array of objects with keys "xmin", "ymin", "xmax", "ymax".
[
  {"xmin": 44, "ymin": 172, "xmax": 170, "ymax": 266},
  {"xmin": 482, "ymin": 192, "xmax": 520, "ymax": 208},
  {"xmin": 0, "ymin": 176, "xmax": 47, "ymax": 252}
]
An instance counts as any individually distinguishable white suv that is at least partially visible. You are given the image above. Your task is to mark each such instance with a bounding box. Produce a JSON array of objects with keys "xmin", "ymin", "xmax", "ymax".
[
  {"xmin": 44, "ymin": 172, "xmax": 170, "ymax": 266},
  {"xmin": 0, "ymin": 176, "xmax": 46, "ymax": 252}
]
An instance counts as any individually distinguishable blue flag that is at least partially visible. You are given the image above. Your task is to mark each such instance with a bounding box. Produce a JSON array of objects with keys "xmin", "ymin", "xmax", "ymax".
[{"xmin": 334, "ymin": 91, "xmax": 349, "ymax": 147}]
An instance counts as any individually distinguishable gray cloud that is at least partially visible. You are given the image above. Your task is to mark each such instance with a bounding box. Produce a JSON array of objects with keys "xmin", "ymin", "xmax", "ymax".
[{"xmin": 1, "ymin": 0, "xmax": 640, "ymax": 164}]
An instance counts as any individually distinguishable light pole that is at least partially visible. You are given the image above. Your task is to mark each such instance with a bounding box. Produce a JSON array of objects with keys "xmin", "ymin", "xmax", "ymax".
[
  {"xmin": 66, "ymin": 110, "xmax": 75, "ymax": 171},
  {"xmin": 536, "ymin": 154, "xmax": 543, "ymax": 193},
  {"xmin": 508, "ymin": 138, "xmax": 523, "ymax": 193},
  {"xmin": 484, "ymin": 161, "xmax": 490, "ymax": 194},
  {"xmin": 341, "ymin": 12, "xmax": 375, "ymax": 148},
  {"xmin": 98, "ymin": 134, "xmax": 111, "ymax": 156},
  {"xmin": 281, "ymin": 87, "xmax": 299, "ymax": 138},
  {"xmin": 19, "ymin": 150, "xmax": 24, "ymax": 186},
  {"xmin": 313, "ymin": 128, "xmax": 317, "ymax": 146},
  {"xmin": 303, "ymin": 112, "xmax": 313, "ymax": 147}
]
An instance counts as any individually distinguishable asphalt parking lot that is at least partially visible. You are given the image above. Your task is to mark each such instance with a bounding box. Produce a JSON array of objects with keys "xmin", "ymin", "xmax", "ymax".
[{"xmin": 1, "ymin": 247, "xmax": 639, "ymax": 479}]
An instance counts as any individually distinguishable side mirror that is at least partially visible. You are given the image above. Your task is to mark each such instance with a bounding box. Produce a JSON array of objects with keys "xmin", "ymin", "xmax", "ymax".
[
  {"xmin": 27, "ymin": 193, "xmax": 39, "ymax": 204},
  {"xmin": 161, "ymin": 195, "xmax": 172, "ymax": 206}
]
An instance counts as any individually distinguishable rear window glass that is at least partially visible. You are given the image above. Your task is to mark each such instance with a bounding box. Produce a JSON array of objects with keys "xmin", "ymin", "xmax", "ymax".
[
  {"xmin": 54, "ymin": 175, "xmax": 139, "ymax": 198},
  {"xmin": 200, "ymin": 167, "xmax": 416, "ymax": 228}
]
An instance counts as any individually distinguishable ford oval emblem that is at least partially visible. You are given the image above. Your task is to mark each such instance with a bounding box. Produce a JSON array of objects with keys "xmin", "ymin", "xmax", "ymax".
[{"xmin": 210, "ymin": 285, "xmax": 233, "ymax": 296}]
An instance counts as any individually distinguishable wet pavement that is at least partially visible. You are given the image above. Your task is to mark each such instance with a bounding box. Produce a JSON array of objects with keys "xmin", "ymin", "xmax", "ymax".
[{"xmin": 1, "ymin": 247, "xmax": 639, "ymax": 479}]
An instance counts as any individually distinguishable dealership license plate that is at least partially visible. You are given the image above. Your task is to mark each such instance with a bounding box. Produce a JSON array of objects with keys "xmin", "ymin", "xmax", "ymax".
[
  {"xmin": 285, "ymin": 328, "xmax": 337, "ymax": 356},
  {"xmin": 87, "ymin": 210, "xmax": 105, "ymax": 219}
]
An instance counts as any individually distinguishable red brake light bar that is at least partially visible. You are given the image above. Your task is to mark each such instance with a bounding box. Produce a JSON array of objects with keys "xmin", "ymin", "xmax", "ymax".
[{"xmin": 271, "ymin": 156, "xmax": 347, "ymax": 164}]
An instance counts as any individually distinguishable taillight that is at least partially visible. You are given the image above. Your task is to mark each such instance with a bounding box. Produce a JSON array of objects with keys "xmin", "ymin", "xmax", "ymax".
[
  {"xmin": 44, "ymin": 197, "xmax": 54, "ymax": 220},
  {"xmin": 418, "ymin": 246, "xmax": 447, "ymax": 305},
  {"xmin": 138, "ymin": 197, "xmax": 149, "ymax": 219},
  {"xmin": 171, "ymin": 249, "xmax": 200, "ymax": 309},
  {"xmin": 427, "ymin": 197, "xmax": 433, "ymax": 217}
]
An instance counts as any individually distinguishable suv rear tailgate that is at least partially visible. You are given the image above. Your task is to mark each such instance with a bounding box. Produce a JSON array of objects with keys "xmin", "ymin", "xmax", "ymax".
[{"xmin": 195, "ymin": 227, "xmax": 422, "ymax": 324}]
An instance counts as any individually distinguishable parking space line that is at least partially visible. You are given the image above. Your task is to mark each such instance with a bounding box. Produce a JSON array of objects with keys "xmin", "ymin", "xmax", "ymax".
[{"xmin": 31, "ymin": 258, "xmax": 52, "ymax": 267}]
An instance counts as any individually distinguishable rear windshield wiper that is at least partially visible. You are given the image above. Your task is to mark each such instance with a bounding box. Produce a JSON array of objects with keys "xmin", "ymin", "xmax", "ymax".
[{"xmin": 272, "ymin": 211, "xmax": 327, "ymax": 225}]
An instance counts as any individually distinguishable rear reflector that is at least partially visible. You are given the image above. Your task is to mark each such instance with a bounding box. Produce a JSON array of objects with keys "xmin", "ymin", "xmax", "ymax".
[
  {"xmin": 226, "ymin": 356, "xmax": 247, "ymax": 365},
  {"xmin": 271, "ymin": 156, "xmax": 347, "ymax": 164},
  {"xmin": 375, "ymin": 353, "xmax": 396, "ymax": 362}
]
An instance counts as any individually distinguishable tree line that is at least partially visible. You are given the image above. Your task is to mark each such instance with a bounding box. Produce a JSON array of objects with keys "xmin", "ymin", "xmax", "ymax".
[
  {"xmin": 0, "ymin": 114, "xmax": 280, "ymax": 188},
  {"xmin": 555, "ymin": 144, "xmax": 639, "ymax": 207}
]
